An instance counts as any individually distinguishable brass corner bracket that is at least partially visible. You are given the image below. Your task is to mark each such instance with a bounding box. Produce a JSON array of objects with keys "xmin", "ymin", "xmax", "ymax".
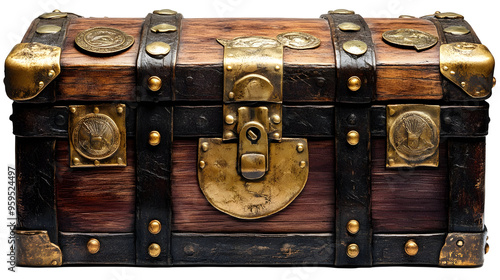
[
  {"xmin": 5, "ymin": 43, "xmax": 61, "ymax": 101},
  {"xmin": 16, "ymin": 230, "xmax": 62, "ymax": 266},
  {"xmin": 439, "ymin": 229, "xmax": 488, "ymax": 267}
]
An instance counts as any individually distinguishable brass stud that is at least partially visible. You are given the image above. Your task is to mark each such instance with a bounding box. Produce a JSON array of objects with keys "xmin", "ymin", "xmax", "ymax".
[
  {"xmin": 146, "ymin": 42, "xmax": 171, "ymax": 57},
  {"xmin": 435, "ymin": 12, "xmax": 464, "ymax": 19},
  {"xmin": 442, "ymin": 66, "xmax": 449, "ymax": 71},
  {"xmin": 450, "ymin": 70, "xmax": 456, "ymax": 75},
  {"xmin": 228, "ymin": 92, "xmax": 235, "ymax": 100},
  {"xmin": 275, "ymin": 65, "xmax": 281, "ymax": 71},
  {"xmin": 346, "ymin": 130, "xmax": 360, "ymax": 146},
  {"xmin": 48, "ymin": 70, "xmax": 56, "ymax": 78},
  {"xmin": 148, "ymin": 220, "xmax": 162, "ymax": 235},
  {"xmin": 148, "ymin": 243, "xmax": 161, "ymax": 258},
  {"xmin": 493, "ymin": 77, "xmax": 496, "ymax": 88},
  {"xmin": 347, "ymin": 76, "xmax": 362, "ymax": 91},
  {"xmin": 116, "ymin": 105, "xmax": 124, "ymax": 114},
  {"xmin": 150, "ymin": 23, "xmax": 177, "ymax": 33},
  {"xmin": 199, "ymin": 161, "xmax": 206, "ymax": 169},
  {"xmin": 343, "ymin": 40, "xmax": 368, "ymax": 56},
  {"xmin": 444, "ymin": 26, "xmax": 470, "ymax": 35},
  {"xmin": 297, "ymin": 143, "xmax": 304, "ymax": 153},
  {"xmin": 461, "ymin": 81, "xmax": 466, "ymax": 88},
  {"xmin": 346, "ymin": 244, "xmax": 360, "ymax": 258},
  {"xmin": 456, "ymin": 240, "xmax": 464, "ymax": 247},
  {"xmin": 153, "ymin": 9, "xmax": 177, "ymax": 15},
  {"xmin": 329, "ymin": 9, "xmax": 355, "ymax": 15},
  {"xmin": 38, "ymin": 81, "xmax": 45, "ymax": 89},
  {"xmin": 273, "ymin": 132, "xmax": 280, "ymax": 139},
  {"xmin": 36, "ymin": 25, "xmax": 62, "ymax": 34},
  {"xmin": 149, "ymin": 131, "xmax": 161, "ymax": 146},
  {"xmin": 338, "ymin": 22, "xmax": 361, "ymax": 32},
  {"xmin": 271, "ymin": 114, "xmax": 281, "ymax": 124},
  {"xmin": 346, "ymin": 219, "xmax": 360, "ymax": 235},
  {"xmin": 73, "ymin": 157, "xmax": 81, "ymax": 165},
  {"xmin": 405, "ymin": 239, "xmax": 419, "ymax": 256},
  {"xmin": 93, "ymin": 107, "xmax": 99, "ymax": 114},
  {"xmin": 51, "ymin": 260, "xmax": 58, "ymax": 266},
  {"xmin": 94, "ymin": 160, "xmax": 100, "ymax": 166},
  {"xmin": 399, "ymin": 15, "xmax": 416, "ymax": 18},
  {"xmin": 201, "ymin": 142, "xmax": 209, "ymax": 152},
  {"xmin": 117, "ymin": 157, "xmax": 124, "ymax": 165},
  {"xmin": 227, "ymin": 65, "xmax": 233, "ymax": 71},
  {"xmin": 225, "ymin": 115, "xmax": 235, "ymax": 125},
  {"xmin": 485, "ymin": 243, "xmax": 490, "ymax": 254},
  {"xmin": 224, "ymin": 131, "xmax": 235, "ymax": 139},
  {"xmin": 69, "ymin": 106, "xmax": 77, "ymax": 114},
  {"xmin": 87, "ymin": 238, "xmax": 100, "ymax": 254},
  {"xmin": 299, "ymin": 161, "xmax": 306, "ymax": 168},
  {"xmin": 148, "ymin": 76, "xmax": 162, "ymax": 92}
]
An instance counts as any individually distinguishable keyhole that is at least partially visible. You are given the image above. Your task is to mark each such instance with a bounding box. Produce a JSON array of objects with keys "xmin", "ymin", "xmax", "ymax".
[{"xmin": 246, "ymin": 127, "xmax": 261, "ymax": 144}]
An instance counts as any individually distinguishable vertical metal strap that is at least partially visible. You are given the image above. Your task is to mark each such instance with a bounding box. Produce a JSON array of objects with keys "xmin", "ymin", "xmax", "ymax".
[
  {"xmin": 137, "ymin": 12, "xmax": 182, "ymax": 102},
  {"xmin": 135, "ymin": 105, "xmax": 173, "ymax": 266},
  {"xmin": 334, "ymin": 105, "xmax": 372, "ymax": 266},
  {"xmin": 321, "ymin": 11, "xmax": 376, "ymax": 103},
  {"xmin": 15, "ymin": 138, "xmax": 58, "ymax": 243}
]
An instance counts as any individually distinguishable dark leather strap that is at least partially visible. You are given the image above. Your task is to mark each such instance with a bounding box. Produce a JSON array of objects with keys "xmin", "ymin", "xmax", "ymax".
[
  {"xmin": 135, "ymin": 104, "xmax": 173, "ymax": 266},
  {"xmin": 137, "ymin": 12, "xmax": 182, "ymax": 102},
  {"xmin": 422, "ymin": 14, "xmax": 485, "ymax": 101},
  {"xmin": 334, "ymin": 105, "xmax": 372, "ymax": 266},
  {"xmin": 321, "ymin": 12, "xmax": 376, "ymax": 103},
  {"xmin": 20, "ymin": 11, "xmax": 80, "ymax": 103}
]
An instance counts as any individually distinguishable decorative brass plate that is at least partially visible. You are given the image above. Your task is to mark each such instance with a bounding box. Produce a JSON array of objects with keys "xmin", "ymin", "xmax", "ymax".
[
  {"xmin": 69, "ymin": 104, "xmax": 126, "ymax": 168},
  {"xmin": 386, "ymin": 104, "xmax": 440, "ymax": 168},
  {"xmin": 440, "ymin": 42, "xmax": 495, "ymax": 98},
  {"xmin": 382, "ymin": 28, "xmax": 438, "ymax": 51},
  {"xmin": 198, "ymin": 138, "xmax": 308, "ymax": 219},
  {"xmin": 15, "ymin": 230, "xmax": 62, "ymax": 266},
  {"xmin": 4, "ymin": 42, "xmax": 61, "ymax": 101},
  {"xmin": 439, "ymin": 231, "xmax": 487, "ymax": 267},
  {"xmin": 75, "ymin": 27, "xmax": 134, "ymax": 55},
  {"xmin": 276, "ymin": 32, "xmax": 321, "ymax": 49}
]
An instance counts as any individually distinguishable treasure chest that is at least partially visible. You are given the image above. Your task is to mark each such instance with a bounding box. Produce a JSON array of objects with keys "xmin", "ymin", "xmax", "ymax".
[{"xmin": 5, "ymin": 9, "xmax": 494, "ymax": 267}]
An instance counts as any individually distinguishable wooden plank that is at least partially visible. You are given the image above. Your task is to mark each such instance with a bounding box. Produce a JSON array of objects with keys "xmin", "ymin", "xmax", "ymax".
[
  {"xmin": 171, "ymin": 140, "xmax": 335, "ymax": 233},
  {"xmin": 55, "ymin": 140, "xmax": 136, "ymax": 233}
]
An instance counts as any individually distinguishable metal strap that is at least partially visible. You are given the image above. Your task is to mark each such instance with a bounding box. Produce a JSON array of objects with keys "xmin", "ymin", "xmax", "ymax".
[
  {"xmin": 137, "ymin": 12, "xmax": 182, "ymax": 102},
  {"xmin": 321, "ymin": 12, "xmax": 376, "ymax": 103}
]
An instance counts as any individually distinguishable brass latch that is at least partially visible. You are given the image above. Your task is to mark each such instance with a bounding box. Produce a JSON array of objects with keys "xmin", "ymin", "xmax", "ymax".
[{"xmin": 198, "ymin": 36, "xmax": 309, "ymax": 219}]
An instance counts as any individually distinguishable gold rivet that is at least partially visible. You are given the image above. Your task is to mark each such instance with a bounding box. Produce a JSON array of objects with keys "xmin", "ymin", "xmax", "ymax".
[
  {"xmin": 271, "ymin": 114, "xmax": 281, "ymax": 124},
  {"xmin": 73, "ymin": 157, "xmax": 80, "ymax": 166},
  {"xmin": 224, "ymin": 131, "xmax": 234, "ymax": 139},
  {"xmin": 485, "ymin": 243, "xmax": 490, "ymax": 254},
  {"xmin": 450, "ymin": 70, "xmax": 456, "ymax": 75},
  {"xmin": 461, "ymin": 81, "xmax": 466, "ymax": 88},
  {"xmin": 347, "ymin": 76, "xmax": 362, "ymax": 91},
  {"xmin": 149, "ymin": 131, "xmax": 161, "ymax": 146},
  {"xmin": 148, "ymin": 243, "xmax": 161, "ymax": 258},
  {"xmin": 346, "ymin": 220, "xmax": 360, "ymax": 235},
  {"xmin": 347, "ymin": 130, "xmax": 360, "ymax": 146},
  {"xmin": 53, "ymin": 9, "xmax": 61, "ymax": 13},
  {"xmin": 399, "ymin": 15, "xmax": 416, "ymax": 18},
  {"xmin": 48, "ymin": 70, "xmax": 56, "ymax": 77},
  {"xmin": 69, "ymin": 106, "xmax": 77, "ymax": 114},
  {"xmin": 117, "ymin": 105, "xmax": 124, "ymax": 114},
  {"xmin": 343, "ymin": 40, "xmax": 368, "ymax": 56},
  {"xmin": 201, "ymin": 142, "xmax": 209, "ymax": 152},
  {"xmin": 87, "ymin": 238, "xmax": 100, "ymax": 254},
  {"xmin": 456, "ymin": 240, "xmax": 464, "ymax": 247},
  {"xmin": 444, "ymin": 26, "xmax": 470, "ymax": 35},
  {"xmin": 93, "ymin": 107, "xmax": 99, "ymax": 114},
  {"xmin": 493, "ymin": 77, "xmax": 496, "ymax": 88},
  {"xmin": 39, "ymin": 81, "xmax": 44, "ymax": 88},
  {"xmin": 94, "ymin": 160, "xmax": 100, "ymax": 166},
  {"xmin": 299, "ymin": 161, "xmax": 306, "ymax": 168},
  {"xmin": 148, "ymin": 76, "xmax": 162, "ymax": 92},
  {"xmin": 346, "ymin": 244, "xmax": 359, "ymax": 258},
  {"xmin": 36, "ymin": 24, "xmax": 62, "ymax": 34},
  {"xmin": 227, "ymin": 65, "xmax": 233, "ymax": 71},
  {"xmin": 117, "ymin": 157, "xmax": 124, "ymax": 165},
  {"xmin": 199, "ymin": 161, "xmax": 206, "ymax": 169},
  {"xmin": 273, "ymin": 132, "xmax": 280, "ymax": 139},
  {"xmin": 275, "ymin": 65, "xmax": 281, "ymax": 71},
  {"xmin": 51, "ymin": 260, "xmax": 58, "ymax": 266},
  {"xmin": 297, "ymin": 143, "xmax": 304, "ymax": 153},
  {"xmin": 146, "ymin": 42, "xmax": 171, "ymax": 57},
  {"xmin": 39, "ymin": 11, "xmax": 68, "ymax": 19},
  {"xmin": 435, "ymin": 12, "xmax": 464, "ymax": 19},
  {"xmin": 148, "ymin": 220, "xmax": 162, "ymax": 234},
  {"xmin": 443, "ymin": 66, "xmax": 449, "ymax": 71},
  {"xmin": 338, "ymin": 22, "xmax": 361, "ymax": 32},
  {"xmin": 225, "ymin": 115, "xmax": 235, "ymax": 125},
  {"xmin": 405, "ymin": 239, "xmax": 419, "ymax": 256},
  {"xmin": 153, "ymin": 9, "xmax": 177, "ymax": 15},
  {"xmin": 228, "ymin": 92, "xmax": 235, "ymax": 100},
  {"xmin": 329, "ymin": 9, "xmax": 355, "ymax": 15},
  {"xmin": 150, "ymin": 23, "xmax": 177, "ymax": 33}
]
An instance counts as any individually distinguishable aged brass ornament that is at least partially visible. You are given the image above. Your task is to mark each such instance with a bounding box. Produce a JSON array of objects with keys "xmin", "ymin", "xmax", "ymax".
[
  {"xmin": 347, "ymin": 244, "xmax": 360, "ymax": 258},
  {"xmin": 148, "ymin": 243, "xmax": 161, "ymax": 258},
  {"xmin": 405, "ymin": 239, "xmax": 419, "ymax": 256},
  {"xmin": 147, "ymin": 76, "xmax": 162, "ymax": 91},
  {"xmin": 69, "ymin": 104, "xmax": 127, "ymax": 168},
  {"xmin": 386, "ymin": 104, "xmax": 440, "ymax": 168},
  {"xmin": 87, "ymin": 238, "xmax": 100, "ymax": 254},
  {"xmin": 36, "ymin": 24, "xmax": 62, "ymax": 34},
  {"xmin": 440, "ymin": 42, "xmax": 495, "ymax": 98},
  {"xmin": 276, "ymin": 32, "xmax": 321, "ymax": 49},
  {"xmin": 198, "ymin": 36, "xmax": 309, "ymax": 219},
  {"xmin": 443, "ymin": 26, "xmax": 470, "ymax": 35},
  {"xmin": 347, "ymin": 76, "xmax": 362, "ymax": 91},
  {"xmin": 145, "ymin": 41, "xmax": 171, "ymax": 57},
  {"xmin": 149, "ymin": 131, "xmax": 161, "ymax": 146},
  {"xmin": 5, "ymin": 43, "xmax": 61, "ymax": 101},
  {"xmin": 150, "ymin": 23, "xmax": 177, "ymax": 33},
  {"xmin": 343, "ymin": 40, "xmax": 368, "ymax": 55},
  {"xmin": 338, "ymin": 22, "xmax": 361, "ymax": 32},
  {"xmin": 15, "ymin": 230, "xmax": 62, "ymax": 266},
  {"xmin": 75, "ymin": 27, "xmax": 134, "ymax": 55},
  {"xmin": 153, "ymin": 9, "xmax": 177, "ymax": 15},
  {"xmin": 39, "ymin": 10, "xmax": 68, "ymax": 19},
  {"xmin": 382, "ymin": 28, "xmax": 438, "ymax": 51},
  {"xmin": 439, "ymin": 231, "xmax": 487, "ymax": 267},
  {"xmin": 148, "ymin": 220, "xmax": 162, "ymax": 234},
  {"xmin": 346, "ymin": 130, "xmax": 360, "ymax": 146},
  {"xmin": 434, "ymin": 12, "xmax": 464, "ymax": 19},
  {"xmin": 347, "ymin": 220, "xmax": 360, "ymax": 235}
]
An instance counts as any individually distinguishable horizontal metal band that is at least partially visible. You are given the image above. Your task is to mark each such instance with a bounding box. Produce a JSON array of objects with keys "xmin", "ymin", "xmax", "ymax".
[
  {"xmin": 171, "ymin": 233, "xmax": 334, "ymax": 265},
  {"xmin": 59, "ymin": 232, "xmax": 135, "ymax": 265}
]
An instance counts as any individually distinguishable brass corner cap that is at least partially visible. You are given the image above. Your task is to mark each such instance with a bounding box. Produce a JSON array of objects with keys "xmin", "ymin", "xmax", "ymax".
[
  {"xmin": 5, "ymin": 42, "xmax": 61, "ymax": 101},
  {"xmin": 439, "ymin": 229, "xmax": 488, "ymax": 267},
  {"xmin": 15, "ymin": 230, "xmax": 62, "ymax": 266}
]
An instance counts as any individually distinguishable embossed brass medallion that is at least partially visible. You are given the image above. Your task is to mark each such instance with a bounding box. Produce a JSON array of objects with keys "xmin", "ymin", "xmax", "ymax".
[
  {"xmin": 386, "ymin": 104, "xmax": 440, "ymax": 168},
  {"xmin": 382, "ymin": 28, "xmax": 438, "ymax": 51},
  {"xmin": 75, "ymin": 27, "xmax": 134, "ymax": 55},
  {"xmin": 276, "ymin": 32, "xmax": 321, "ymax": 49}
]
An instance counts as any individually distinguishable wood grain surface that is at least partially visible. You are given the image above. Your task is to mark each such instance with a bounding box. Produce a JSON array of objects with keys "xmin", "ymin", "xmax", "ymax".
[
  {"xmin": 55, "ymin": 140, "xmax": 136, "ymax": 232},
  {"xmin": 171, "ymin": 140, "xmax": 335, "ymax": 233}
]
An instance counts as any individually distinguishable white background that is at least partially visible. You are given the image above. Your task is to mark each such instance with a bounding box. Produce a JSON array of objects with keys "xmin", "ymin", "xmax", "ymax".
[{"xmin": 1, "ymin": 0, "xmax": 499, "ymax": 279}]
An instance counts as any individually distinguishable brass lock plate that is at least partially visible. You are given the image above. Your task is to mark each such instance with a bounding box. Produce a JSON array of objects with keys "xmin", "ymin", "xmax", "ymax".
[
  {"xmin": 386, "ymin": 104, "xmax": 440, "ymax": 168},
  {"xmin": 68, "ymin": 104, "xmax": 127, "ymax": 168}
]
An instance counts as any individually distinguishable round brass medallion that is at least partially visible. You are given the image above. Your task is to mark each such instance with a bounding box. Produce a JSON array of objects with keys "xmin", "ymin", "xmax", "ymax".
[
  {"xmin": 72, "ymin": 113, "xmax": 121, "ymax": 160},
  {"xmin": 75, "ymin": 27, "xmax": 134, "ymax": 55},
  {"xmin": 276, "ymin": 32, "xmax": 321, "ymax": 49}
]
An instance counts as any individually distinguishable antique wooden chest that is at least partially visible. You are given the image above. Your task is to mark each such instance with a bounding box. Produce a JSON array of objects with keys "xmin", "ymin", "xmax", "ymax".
[{"xmin": 5, "ymin": 8, "xmax": 495, "ymax": 268}]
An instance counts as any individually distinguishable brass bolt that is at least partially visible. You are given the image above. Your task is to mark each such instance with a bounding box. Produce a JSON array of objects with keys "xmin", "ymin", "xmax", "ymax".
[
  {"xmin": 227, "ymin": 65, "xmax": 233, "ymax": 71},
  {"xmin": 485, "ymin": 243, "xmax": 490, "ymax": 254},
  {"xmin": 93, "ymin": 107, "xmax": 99, "ymax": 114},
  {"xmin": 201, "ymin": 142, "xmax": 209, "ymax": 152},
  {"xmin": 442, "ymin": 66, "xmax": 449, "ymax": 71},
  {"xmin": 225, "ymin": 114, "xmax": 235, "ymax": 125},
  {"xmin": 148, "ymin": 76, "xmax": 162, "ymax": 92},
  {"xmin": 297, "ymin": 143, "xmax": 304, "ymax": 153},
  {"xmin": 299, "ymin": 161, "xmax": 306, "ymax": 168},
  {"xmin": 405, "ymin": 239, "xmax": 419, "ymax": 256},
  {"xmin": 148, "ymin": 220, "xmax": 162, "ymax": 235},
  {"xmin": 456, "ymin": 240, "xmax": 464, "ymax": 247},
  {"xmin": 48, "ymin": 70, "xmax": 56, "ymax": 77},
  {"xmin": 148, "ymin": 243, "xmax": 161, "ymax": 258},
  {"xmin": 117, "ymin": 157, "xmax": 124, "ymax": 165},
  {"xmin": 450, "ymin": 70, "xmax": 456, "ymax": 75},
  {"xmin": 149, "ymin": 131, "xmax": 161, "ymax": 146},
  {"xmin": 199, "ymin": 160, "xmax": 206, "ymax": 169},
  {"xmin": 347, "ymin": 130, "xmax": 360, "ymax": 146},
  {"xmin": 273, "ymin": 132, "xmax": 280, "ymax": 139},
  {"xmin": 73, "ymin": 157, "xmax": 81, "ymax": 165},
  {"xmin": 117, "ymin": 105, "xmax": 124, "ymax": 114},
  {"xmin": 224, "ymin": 131, "xmax": 234, "ymax": 139},
  {"xmin": 38, "ymin": 81, "xmax": 44, "ymax": 88},
  {"xmin": 347, "ymin": 76, "xmax": 362, "ymax": 91},
  {"xmin": 461, "ymin": 81, "xmax": 466, "ymax": 88},
  {"xmin": 275, "ymin": 65, "xmax": 281, "ymax": 71},
  {"xmin": 346, "ymin": 219, "xmax": 360, "ymax": 235},
  {"xmin": 271, "ymin": 114, "xmax": 281, "ymax": 124},
  {"xmin": 69, "ymin": 106, "xmax": 77, "ymax": 114},
  {"xmin": 87, "ymin": 238, "xmax": 100, "ymax": 254},
  {"xmin": 346, "ymin": 244, "xmax": 360, "ymax": 258},
  {"xmin": 228, "ymin": 91, "xmax": 235, "ymax": 100}
]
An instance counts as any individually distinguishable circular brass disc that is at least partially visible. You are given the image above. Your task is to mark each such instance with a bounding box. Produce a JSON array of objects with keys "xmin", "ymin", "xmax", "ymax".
[
  {"xmin": 146, "ymin": 41, "xmax": 171, "ymax": 57},
  {"xmin": 276, "ymin": 32, "xmax": 321, "ymax": 49},
  {"xmin": 435, "ymin": 12, "xmax": 464, "ymax": 19},
  {"xmin": 151, "ymin": 23, "xmax": 177, "ymax": 33},
  {"xmin": 39, "ymin": 11, "xmax": 68, "ymax": 19},
  {"xmin": 72, "ymin": 113, "xmax": 121, "ymax": 160},
  {"xmin": 382, "ymin": 28, "xmax": 438, "ymax": 51},
  {"xmin": 343, "ymin": 40, "xmax": 368, "ymax": 55},
  {"xmin": 338, "ymin": 22, "xmax": 361, "ymax": 32},
  {"xmin": 328, "ymin": 9, "xmax": 355, "ymax": 15},
  {"xmin": 443, "ymin": 26, "xmax": 470, "ymax": 35},
  {"xmin": 153, "ymin": 9, "xmax": 177, "ymax": 15},
  {"xmin": 36, "ymin": 25, "xmax": 62, "ymax": 34},
  {"xmin": 75, "ymin": 27, "xmax": 134, "ymax": 55}
]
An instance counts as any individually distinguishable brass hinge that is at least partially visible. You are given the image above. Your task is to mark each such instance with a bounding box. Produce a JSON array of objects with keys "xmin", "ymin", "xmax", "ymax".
[{"xmin": 198, "ymin": 36, "xmax": 309, "ymax": 219}]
